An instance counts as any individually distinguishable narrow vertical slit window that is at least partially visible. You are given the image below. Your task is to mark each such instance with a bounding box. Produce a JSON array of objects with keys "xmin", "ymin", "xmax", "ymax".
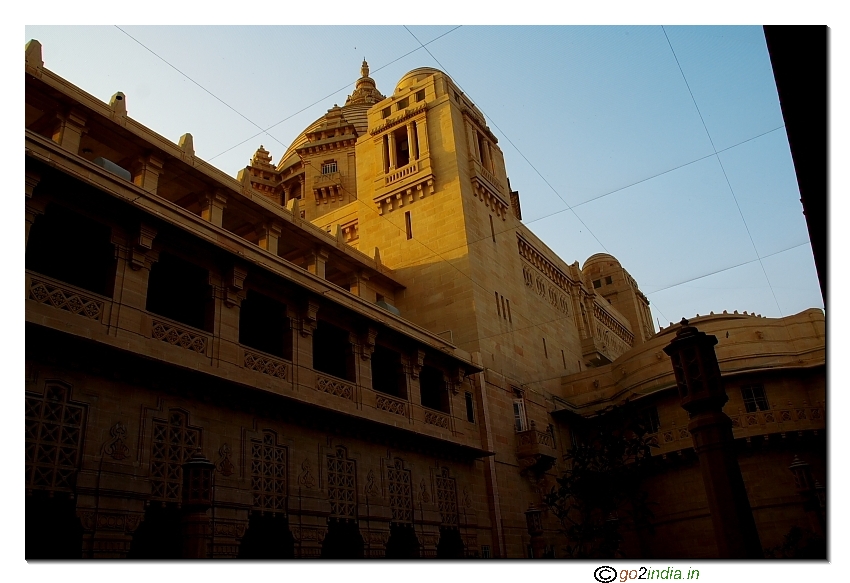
[
  {"xmin": 489, "ymin": 215, "xmax": 496, "ymax": 242},
  {"xmin": 405, "ymin": 211, "xmax": 412, "ymax": 240},
  {"xmin": 561, "ymin": 349, "xmax": 566, "ymax": 369},
  {"xmin": 506, "ymin": 299, "xmax": 512, "ymax": 323},
  {"xmin": 495, "ymin": 291, "xmax": 501, "ymax": 317},
  {"xmin": 543, "ymin": 337, "xmax": 548, "ymax": 358},
  {"xmin": 500, "ymin": 295, "xmax": 507, "ymax": 319},
  {"xmin": 465, "ymin": 392, "xmax": 475, "ymax": 423}
]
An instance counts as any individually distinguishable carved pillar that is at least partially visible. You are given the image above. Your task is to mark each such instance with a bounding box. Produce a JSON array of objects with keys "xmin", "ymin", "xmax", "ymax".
[
  {"xmin": 290, "ymin": 457, "xmax": 330, "ymax": 558},
  {"xmin": 256, "ymin": 221, "xmax": 282, "ymax": 256},
  {"xmin": 388, "ymin": 131, "xmax": 397, "ymax": 171},
  {"xmin": 199, "ymin": 190, "xmax": 228, "ymax": 227},
  {"xmin": 131, "ymin": 154, "xmax": 165, "ymax": 194},
  {"xmin": 357, "ymin": 327, "xmax": 378, "ymax": 393},
  {"xmin": 482, "ymin": 139, "xmax": 493, "ymax": 173},
  {"xmin": 25, "ymin": 171, "xmax": 44, "ymax": 247},
  {"xmin": 414, "ymin": 479, "xmax": 442, "ymax": 558},
  {"xmin": 51, "ymin": 109, "xmax": 87, "ymax": 154},
  {"xmin": 210, "ymin": 264, "xmax": 247, "ymax": 367},
  {"xmin": 465, "ymin": 119, "xmax": 479, "ymax": 162},
  {"xmin": 418, "ymin": 116, "xmax": 429, "ymax": 156},
  {"xmin": 290, "ymin": 300, "xmax": 319, "ymax": 389},
  {"xmin": 361, "ymin": 477, "xmax": 392, "ymax": 558},
  {"xmin": 306, "ymin": 247, "xmax": 329, "ymax": 280},
  {"xmin": 78, "ymin": 509, "xmax": 145, "ymax": 559},
  {"xmin": 404, "ymin": 349, "xmax": 426, "ymax": 406},
  {"xmin": 380, "ymin": 135, "xmax": 389, "ymax": 174},
  {"xmin": 406, "ymin": 122, "xmax": 417, "ymax": 162},
  {"xmin": 110, "ymin": 223, "xmax": 158, "ymax": 336}
]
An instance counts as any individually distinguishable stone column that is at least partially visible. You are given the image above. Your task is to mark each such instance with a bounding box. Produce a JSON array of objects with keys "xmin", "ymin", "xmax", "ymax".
[
  {"xmin": 25, "ymin": 171, "xmax": 44, "ymax": 247},
  {"xmin": 52, "ymin": 109, "xmax": 87, "ymax": 154},
  {"xmin": 131, "ymin": 154, "xmax": 165, "ymax": 194},
  {"xmin": 210, "ymin": 264, "xmax": 247, "ymax": 367},
  {"xmin": 290, "ymin": 300, "xmax": 319, "ymax": 387},
  {"xmin": 200, "ymin": 191, "xmax": 228, "ymax": 227},
  {"xmin": 306, "ymin": 247, "xmax": 329, "ymax": 279},
  {"xmin": 418, "ymin": 116, "xmax": 429, "ymax": 156},
  {"xmin": 256, "ymin": 221, "xmax": 282, "ymax": 256},
  {"xmin": 388, "ymin": 131, "xmax": 397, "ymax": 171},
  {"xmin": 357, "ymin": 327, "xmax": 377, "ymax": 393},
  {"xmin": 663, "ymin": 319, "xmax": 762, "ymax": 559},
  {"xmin": 465, "ymin": 119, "xmax": 479, "ymax": 162},
  {"xmin": 404, "ymin": 349, "xmax": 426, "ymax": 406},
  {"xmin": 110, "ymin": 223, "xmax": 158, "ymax": 336},
  {"xmin": 407, "ymin": 122, "xmax": 417, "ymax": 162}
]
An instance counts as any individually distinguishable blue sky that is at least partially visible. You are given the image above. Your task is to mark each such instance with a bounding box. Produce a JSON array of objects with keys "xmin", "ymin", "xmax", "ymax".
[{"xmin": 23, "ymin": 25, "xmax": 823, "ymax": 328}]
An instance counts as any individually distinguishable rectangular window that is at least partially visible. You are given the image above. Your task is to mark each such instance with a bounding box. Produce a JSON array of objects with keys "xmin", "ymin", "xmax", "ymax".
[
  {"xmin": 593, "ymin": 279, "xmax": 602, "ymax": 289},
  {"xmin": 481, "ymin": 545, "xmax": 491, "ymax": 558},
  {"xmin": 397, "ymin": 97, "xmax": 409, "ymax": 110},
  {"xmin": 465, "ymin": 392, "xmax": 475, "ymax": 423},
  {"xmin": 542, "ymin": 337, "xmax": 548, "ymax": 358},
  {"xmin": 415, "ymin": 89, "xmax": 425, "ymax": 102},
  {"xmin": 505, "ymin": 299, "xmax": 512, "ymax": 323},
  {"xmin": 605, "ymin": 276, "xmax": 613, "ymax": 285},
  {"xmin": 382, "ymin": 106, "xmax": 391, "ymax": 119},
  {"xmin": 640, "ymin": 407, "xmax": 661, "ymax": 434},
  {"xmin": 321, "ymin": 161, "xmax": 337, "ymax": 174},
  {"xmin": 741, "ymin": 385, "xmax": 769, "ymax": 412},
  {"xmin": 495, "ymin": 291, "xmax": 501, "ymax": 317},
  {"xmin": 513, "ymin": 399, "xmax": 527, "ymax": 432},
  {"xmin": 405, "ymin": 211, "xmax": 412, "ymax": 240},
  {"xmin": 489, "ymin": 215, "xmax": 496, "ymax": 242}
]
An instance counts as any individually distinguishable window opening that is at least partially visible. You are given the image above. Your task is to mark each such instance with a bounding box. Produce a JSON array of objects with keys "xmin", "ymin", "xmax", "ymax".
[
  {"xmin": 150, "ymin": 410, "xmax": 201, "ymax": 502},
  {"xmin": 741, "ymin": 385, "xmax": 769, "ymax": 412},
  {"xmin": 239, "ymin": 290, "xmax": 291, "ymax": 359},
  {"xmin": 415, "ymin": 89, "xmax": 425, "ymax": 102},
  {"xmin": 145, "ymin": 252, "xmax": 211, "ymax": 331},
  {"xmin": 639, "ymin": 407, "xmax": 661, "ymax": 434},
  {"xmin": 397, "ymin": 97, "xmax": 409, "ymax": 110},
  {"xmin": 543, "ymin": 337, "xmax": 548, "ymax": 358},
  {"xmin": 495, "ymin": 291, "xmax": 501, "ymax": 317},
  {"xmin": 465, "ymin": 392, "xmax": 475, "ymax": 423},
  {"xmin": 393, "ymin": 127, "xmax": 410, "ymax": 168},
  {"xmin": 313, "ymin": 321, "xmax": 355, "ymax": 382},
  {"xmin": 593, "ymin": 279, "xmax": 602, "ymax": 289},
  {"xmin": 321, "ymin": 161, "xmax": 337, "ymax": 174},
  {"xmin": 371, "ymin": 345, "xmax": 406, "ymax": 398},
  {"xmin": 420, "ymin": 365, "xmax": 449, "ymax": 413},
  {"xmin": 605, "ymin": 276, "xmax": 613, "ymax": 285},
  {"xmin": 506, "ymin": 299, "xmax": 512, "ymax": 323},
  {"xmin": 382, "ymin": 106, "xmax": 391, "ymax": 119},
  {"xmin": 405, "ymin": 211, "xmax": 413, "ymax": 240},
  {"xmin": 489, "ymin": 215, "xmax": 496, "ymax": 242},
  {"xmin": 513, "ymin": 398, "xmax": 528, "ymax": 432}
]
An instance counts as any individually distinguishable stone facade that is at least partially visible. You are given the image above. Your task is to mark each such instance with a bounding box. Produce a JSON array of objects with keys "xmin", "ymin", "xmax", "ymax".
[{"xmin": 24, "ymin": 41, "xmax": 825, "ymax": 559}]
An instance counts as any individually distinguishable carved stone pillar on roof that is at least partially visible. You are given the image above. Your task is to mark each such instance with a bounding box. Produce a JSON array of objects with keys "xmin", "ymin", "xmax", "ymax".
[
  {"xmin": 131, "ymin": 154, "xmax": 165, "ymax": 195},
  {"xmin": 199, "ymin": 190, "xmax": 228, "ymax": 227},
  {"xmin": 306, "ymin": 247, "xmax": 329, "ymax": 280},
  {"xmin": 51, "ymin": 108, "xmax": 87, "ymax": 155},
  {"xmin": 256, "ymin": 221, "xmax": 282, "ymax": 256},
  {"xmin": 25, "ymin": 171, "xmax": 44, "ymax": 247}
]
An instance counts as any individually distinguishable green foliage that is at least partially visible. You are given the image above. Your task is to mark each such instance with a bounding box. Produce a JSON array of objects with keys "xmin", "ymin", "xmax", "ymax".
[
  {"xmin": 763, "ymin": 526, "xmax": 826, "ymax": 559},
  {"xmin": 544, "ymin": 401, "xmax": 657, "ymax": 559}
]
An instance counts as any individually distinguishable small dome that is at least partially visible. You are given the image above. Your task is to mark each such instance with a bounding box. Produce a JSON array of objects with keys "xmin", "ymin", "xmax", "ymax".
[
  {"xmin": 395, "ymin": 67, "xmax": 444, "ymax": 93},
  {"xmin": 582, "ymin": 253, "xmax": 621, "ymax": 270}
]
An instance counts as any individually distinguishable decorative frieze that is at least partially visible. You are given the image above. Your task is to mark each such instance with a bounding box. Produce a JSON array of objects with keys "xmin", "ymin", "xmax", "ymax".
[
  {"xmin": 517, "ymin": 234, "xmax": 579, "ymax": 296},
  {"xmin": 28, "ymin": 274, "xmax": 105, "ymax": 321},
  {"xmin": 424, "ymin": 410, "xmax": 449, "ymax": 429},
  {"xmin": 376, "ymin": 394, "xmax": 406, "ymax": 416},
  {"xmin": 243, "ymin": 350, "xmax": 289, "ymax": 379},
  {"xmin": 151, "ymin": 318, "xmax": 208, "ymax": 354},
  {"xmin": 316, "ymin": 374, "xmax": 354, "ymax": 400},
  {"xmin": 369, "ymin": 102, "xmax": 427, "ymax": 136}
]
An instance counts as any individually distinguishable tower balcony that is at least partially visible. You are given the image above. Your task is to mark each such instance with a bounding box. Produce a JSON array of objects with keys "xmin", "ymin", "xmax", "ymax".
[
  {"xmin": 373, "ymin": 157, "xmax": 435, "ymax": 215},
  {"xmin": 516, "ymin": 421, "xmax": 557, "ymax": 476}
]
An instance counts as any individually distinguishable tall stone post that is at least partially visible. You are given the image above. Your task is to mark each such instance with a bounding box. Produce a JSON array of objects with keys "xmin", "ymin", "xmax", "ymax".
[
  {"xmin": 663, "ymin": 318, "xmax": 763, "ymax": 558},
  {"xmin": 181, "ymin": 451, "xmax": 215, "ymax": 559}
]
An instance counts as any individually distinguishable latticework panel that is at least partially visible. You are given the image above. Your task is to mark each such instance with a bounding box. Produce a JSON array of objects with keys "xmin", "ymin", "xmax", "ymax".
[
  {"xmin": 25, "ymin": 385, "xmax": 85, "ymax": 493},
  {"xmin": 150, "ymin": 411, "xmax": 201, "ymax": 501},
  {"xmin": 327, "ymin": 448, "xmax": 356, "ymax": 518},
  {"xmin": 251, "ymin": 432, "xmax": 287, "ymax": 513},
  {"xmin": 435, "ymin": 468, "xmax": 458, "ymax": 525},
  {"xmin": 388, "ymin": 461, "xmax": 412, "ymax": 523}
]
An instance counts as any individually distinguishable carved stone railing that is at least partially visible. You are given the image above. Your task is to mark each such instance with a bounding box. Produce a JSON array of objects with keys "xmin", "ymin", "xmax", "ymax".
[
  {"xmin": 27, "ymin": 271, "xmax": 107, "ymax": 322},
  {"xmin": 385, "ymin": 161, "xmax": 418, "ymax": 187},
  {"xmin": 424, "ymin": 410, "xmax": 450, "ymax": 429},
  {"xmin": 316, "ymin": 374, "xmax": 354, "ymax": 400},
  {"xmin": 376, "ymin": 394, "xmax": 407, "ymax": 416},
  {"xmin": 313, "ymin": 171, "xmax": 341, "ymax": 187},
  {"xmin": 516, "ymin": 425, "xmax": 557, "ymax": 476},
  {"xmin": 243, "ymin": 349, "xmax": 289, "ymax": 380},
  {"xmin": 150, "ymin": 316, "xmax": 209, "ymax": 354}
]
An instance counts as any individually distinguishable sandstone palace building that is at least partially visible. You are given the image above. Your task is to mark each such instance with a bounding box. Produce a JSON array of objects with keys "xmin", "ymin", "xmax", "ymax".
[{"xmin": 24, "ymin": 40, "xmax": 826, "ymax": 559}]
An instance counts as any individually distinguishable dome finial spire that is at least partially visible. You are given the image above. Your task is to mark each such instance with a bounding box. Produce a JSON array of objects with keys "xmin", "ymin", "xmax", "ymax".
[{"xmin": 361, "ymin": 59, "xmax": 369, "ymax": 78}]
